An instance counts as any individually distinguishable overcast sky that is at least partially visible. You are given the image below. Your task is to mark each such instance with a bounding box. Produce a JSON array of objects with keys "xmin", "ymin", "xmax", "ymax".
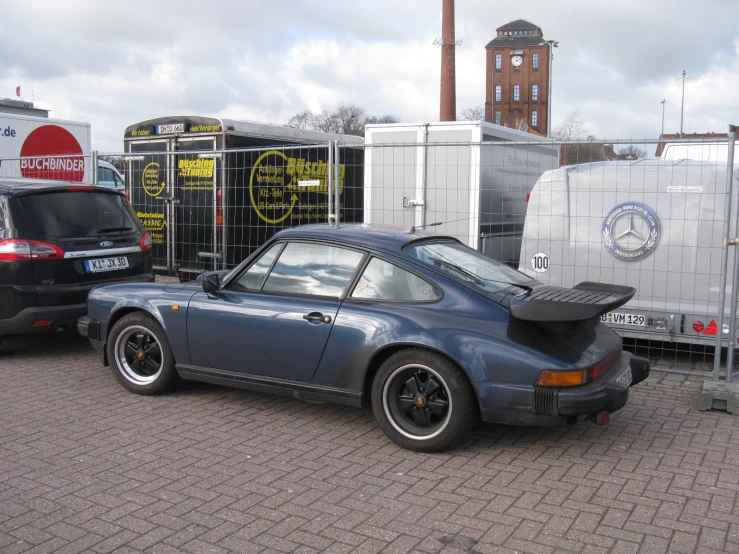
[{"xmin": 1, "ymin": 0, "xmax": 737, "ymax": 152}]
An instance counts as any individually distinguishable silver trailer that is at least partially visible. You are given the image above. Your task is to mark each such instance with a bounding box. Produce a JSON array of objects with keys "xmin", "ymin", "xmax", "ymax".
[
  {"xmin": 363, "ymin": 121, "xmax": 559, "ymax": 266},
  {"xmin": 519, "ymin": 159, "xmax": 739, "ymax": 346}
]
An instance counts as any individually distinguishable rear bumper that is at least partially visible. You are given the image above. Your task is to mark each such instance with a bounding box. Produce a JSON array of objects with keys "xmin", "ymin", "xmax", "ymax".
[
  {"xmin": 556, "ymin": 352, "xmax": 650, "ymax": 416},
  {"xmin": 477, "ymin": 352, "xmax": 650, "ymax": 426},
  {"xmin": 0, "ymin": 304, "xmax": 87, "ymax": 336}
]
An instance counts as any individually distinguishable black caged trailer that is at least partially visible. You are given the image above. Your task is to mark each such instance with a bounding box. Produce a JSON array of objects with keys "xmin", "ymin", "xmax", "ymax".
[{"xmin": 123, "ymin": 116, "xmax": 364, "ymax": 280}]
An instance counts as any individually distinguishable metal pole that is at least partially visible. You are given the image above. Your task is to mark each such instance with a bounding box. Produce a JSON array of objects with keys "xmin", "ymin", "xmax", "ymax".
[
  {"xmin": 327, "ymin": 142, "xmax": 333, "ymax": 226},
  {"xmin": 660, "ymin": 99, "xmax": 667, "ymax": 136},
  {"xmin": 723, "ymin": 125, "xmax": 737, "ymax": 383},
  {"xmin": 680, "ymin": 70, "xmax": 686, "ymax": 137},
  {"xmin": 91, "ymin": 150, "xmax": 98, "ymax": 185},
  {"xmin": 334, "ymin": 141, "xmax": 341, "ymax": 228},
  {"xmin": 712, "ymin": 125, "xmax": 736, "ymax": 381}
]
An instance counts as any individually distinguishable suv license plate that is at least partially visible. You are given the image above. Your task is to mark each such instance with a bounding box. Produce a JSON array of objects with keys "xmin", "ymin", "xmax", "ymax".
[
  {"xmin": 601, "ymin": 312, "xmax": 646, "ymax": 326},
  {"xmin": 85, "ymin": 256, "xmax": 129, "ymax": 273},
  {"xmin": 615, "ymin": 366, "xmax": 632, "ymax": 386}
]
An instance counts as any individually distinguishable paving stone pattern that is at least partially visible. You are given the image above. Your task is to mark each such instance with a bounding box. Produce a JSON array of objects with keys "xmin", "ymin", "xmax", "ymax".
[{"xmin": 1, "ymin": 333, "xmax": 738, "ymax": 553}]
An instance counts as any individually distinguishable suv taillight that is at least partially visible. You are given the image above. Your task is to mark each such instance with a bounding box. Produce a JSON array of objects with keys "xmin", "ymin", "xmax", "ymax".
[
  {"xmin": 139, "ymin": 232, "xmax": 153, "ymax": 252},
  {"xmin": 0, "ymin": 239, "xmax": 65, "ymax": 261}
]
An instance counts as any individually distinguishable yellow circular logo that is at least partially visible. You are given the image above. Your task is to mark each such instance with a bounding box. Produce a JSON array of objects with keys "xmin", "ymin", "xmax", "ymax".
[
  {"xmin": 249, "ymin": 150, "xmax": 299, "ymax": 224},
  {"xmin": 142, "ymin": 162, "xmax": 165, "ymax": 197}
]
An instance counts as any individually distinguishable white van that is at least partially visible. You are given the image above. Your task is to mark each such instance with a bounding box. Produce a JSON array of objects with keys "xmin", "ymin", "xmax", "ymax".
[{"xmin": 519, "ymin": 159, "xmax": 739, "ymax": 346}]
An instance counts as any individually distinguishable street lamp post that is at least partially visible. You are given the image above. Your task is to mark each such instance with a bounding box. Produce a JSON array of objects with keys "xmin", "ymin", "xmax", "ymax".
[
  {"xmin": 661, "ymin": 98, "xmax": 669, "ymax": 136},
  {"xmin": 680, "ymin": 69, "xmax": 687, "ymax": 137},
  {"xmin": 544, "ymin": 39, "xmax": 559, "ymax": 138}
]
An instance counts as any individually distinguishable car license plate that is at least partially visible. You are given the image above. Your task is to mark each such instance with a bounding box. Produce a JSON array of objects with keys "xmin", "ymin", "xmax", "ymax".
[
  {"xmin": 615, "ymin": 366, "xmax": 632, "ymax": 386},
  {"xmin": 601, "ymin": 312, "xmax": 646, "ymax": 326},
  {"xmin": 85, "ymin": 256, "xmax": 129, "ymax": 273}
]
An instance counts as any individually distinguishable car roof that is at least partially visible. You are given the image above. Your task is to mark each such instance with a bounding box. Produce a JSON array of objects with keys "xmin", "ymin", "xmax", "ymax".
[
  {"xmin": 0, "ymin": 178, "xmax": 123, "ymax": 197},
  {"xmin": 274, "ymin": 223, "xmax": 459, "ymax": 255}
]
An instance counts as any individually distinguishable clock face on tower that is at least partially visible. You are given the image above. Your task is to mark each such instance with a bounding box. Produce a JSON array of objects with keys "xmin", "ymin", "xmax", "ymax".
[{"xmin": 511, "ymin": 55, "xmax": 523, "ymax": 67}]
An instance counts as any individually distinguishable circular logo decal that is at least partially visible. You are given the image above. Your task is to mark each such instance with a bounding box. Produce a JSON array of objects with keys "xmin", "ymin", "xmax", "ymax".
[
  {"xmin": 531, "ymin": 252, "xmax": 549, "ymax": 273},
  {"xmin": 602, "ymin": 203, "xmax": 660, "ymax": 261},
  {"xmin": 20, "ymin": 125, "xmax": 84, "ymax": 182},
  {"xmin": 141, "ymin": 162, "xmax": 165, "ymax": 197}
]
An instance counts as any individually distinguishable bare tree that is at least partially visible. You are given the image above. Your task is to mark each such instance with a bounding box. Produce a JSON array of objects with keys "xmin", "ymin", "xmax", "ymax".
[
  {"xmin": 458, "ymin": 105, "xmax": 485, "ymax": 121},
  {"xmin": 287, "ymin": 103, "xmax": 399, "ymax": 136},
  {"xmin": 552, "ymin": 110, "xmax": 611, "ymax": 165},
  {"xmin": 617, "ymin": 145, "xmax": 647, "ymax": 160}
]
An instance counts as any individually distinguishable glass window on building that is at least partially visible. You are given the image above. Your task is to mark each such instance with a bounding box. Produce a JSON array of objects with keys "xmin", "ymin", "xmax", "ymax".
[
  {"xmin": 495, "ymin": 85, "xmax": 502, "ymax": 102},
  {"xmin": 513, "ymin": 85, "xmax": 520, "ymax": 102},
  {"xmin": 495, "ymin": 111, "xmax": 501, "ymax": 125},
  {"xmin": 532, "ymin": 84, "xmax": 538, "ymax": 101},
  {"xmin": 495, "ymin": 53, "xmax": 502, "ymax": 70},
  {"xmin": 533, "ymin": 52, "xmax": 539, "ymax": 69},
  {"xmin": 532, "ymin": 110, "xmax": 538, "ymax": 128}
]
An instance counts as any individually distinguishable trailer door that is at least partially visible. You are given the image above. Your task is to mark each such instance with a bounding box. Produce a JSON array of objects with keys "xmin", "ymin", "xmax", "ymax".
[
  {"xmin": 126, "ymin": 139, "xmax": 171, "ymax": 271},
  {"xmin": 173, "ymin": 136, "xmax": 219, "ymax": 275}
]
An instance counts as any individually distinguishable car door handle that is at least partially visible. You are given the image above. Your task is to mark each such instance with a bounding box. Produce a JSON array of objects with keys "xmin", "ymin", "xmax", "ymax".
[{"xmin": 303, "ymin": 312, "xmax": 332, "ymax": 324}]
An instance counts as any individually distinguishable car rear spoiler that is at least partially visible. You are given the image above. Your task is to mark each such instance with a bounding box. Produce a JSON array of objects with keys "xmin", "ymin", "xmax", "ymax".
[{"xmin": 509, "ymin": 281, "xmax": 636, "ymax": 324}]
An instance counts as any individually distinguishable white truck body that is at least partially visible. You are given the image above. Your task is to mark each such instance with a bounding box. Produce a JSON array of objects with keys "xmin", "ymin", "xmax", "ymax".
[
  {"xmin": 0, "ymin": 112, "xmax": 93, "ymax": 183},
  {"xmin": 519, "ymin": 159, "xmax": 739, "ymax": 346},
  {"xmin": 363, "ymin": 121, "xmax": 559, "ymax": 266}
]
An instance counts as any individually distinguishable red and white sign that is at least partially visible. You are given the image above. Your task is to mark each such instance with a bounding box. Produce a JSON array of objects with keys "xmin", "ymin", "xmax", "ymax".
[{"xmin": 19, "ymin": 125, "xmax": 85, "ymax": 182}]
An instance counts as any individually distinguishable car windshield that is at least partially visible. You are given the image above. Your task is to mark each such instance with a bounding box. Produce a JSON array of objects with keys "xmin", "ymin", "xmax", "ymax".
[{"xmin": 406, "ymin": 240, "xmax": 536, "ymax": 293}]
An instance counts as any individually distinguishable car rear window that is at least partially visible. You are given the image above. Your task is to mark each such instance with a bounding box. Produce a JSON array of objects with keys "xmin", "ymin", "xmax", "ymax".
[{"xmin": 9, "ymin": 191, "xmax": 140, "ymax": 238}]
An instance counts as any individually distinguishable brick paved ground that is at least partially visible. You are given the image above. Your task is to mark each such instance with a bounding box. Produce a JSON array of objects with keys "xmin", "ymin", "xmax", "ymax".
[{"xmin": 1, "ymin": 333, "xmax": 738, "ymax": 554}]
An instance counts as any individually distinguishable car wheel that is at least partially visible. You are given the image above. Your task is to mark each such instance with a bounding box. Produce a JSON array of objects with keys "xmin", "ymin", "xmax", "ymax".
[
  {"xmin": 371, "ymin": 349, "xmax": 479, "ymax": 452},
  {"xmin": 107, "ymin": 312, "xmax": 177, "ymax": 395}
]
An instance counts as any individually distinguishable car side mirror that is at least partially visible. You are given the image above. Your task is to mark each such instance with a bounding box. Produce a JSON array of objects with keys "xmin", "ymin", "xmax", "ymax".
[{"xmin": 202, "ymin": 273, "xmax": 220, "ymax": 295}]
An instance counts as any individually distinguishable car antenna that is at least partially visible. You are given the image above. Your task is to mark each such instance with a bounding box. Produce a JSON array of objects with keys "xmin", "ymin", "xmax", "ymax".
[{"xmin": 408, "ymin": 222, "xmax": 442, "ymax": 234}]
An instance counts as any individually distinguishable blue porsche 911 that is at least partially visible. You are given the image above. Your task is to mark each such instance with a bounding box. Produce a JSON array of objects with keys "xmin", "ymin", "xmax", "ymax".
[{"xmin": 79, "ymin": 224, "xmax": 649, "ymax": 451}]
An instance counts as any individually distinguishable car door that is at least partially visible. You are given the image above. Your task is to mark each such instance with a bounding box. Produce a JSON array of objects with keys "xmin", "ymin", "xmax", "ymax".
[{"xmin": 186, "ymin": 241, "xmax": 365, "ymax": 381}]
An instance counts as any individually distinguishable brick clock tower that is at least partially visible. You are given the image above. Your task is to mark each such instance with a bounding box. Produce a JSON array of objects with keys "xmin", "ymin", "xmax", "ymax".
[{"xmin": 484, "ymin": 19, "xmax": 553, "ymax": 136}]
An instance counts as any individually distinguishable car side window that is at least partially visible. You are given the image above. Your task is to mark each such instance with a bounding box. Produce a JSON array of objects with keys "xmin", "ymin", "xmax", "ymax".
[
  {"xmin": 232, "ymin": 243, "xmax": 284, "ymax": 291},
  {"xmin": 352, "ymin": 257, "xmax": 441, "ymax": 302},
  {"xmin": 262, "ymin": 242, "xmax": 364, "ymax": 298},
  {"xmin": 97, "ymin": 168, "xmax": 115, "ymax": 188}
]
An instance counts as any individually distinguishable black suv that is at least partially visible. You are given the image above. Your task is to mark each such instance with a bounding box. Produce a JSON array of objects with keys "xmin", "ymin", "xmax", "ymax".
[{"xmin": 0, "ymin": 179, "xmax": 154, "ymax": 348}]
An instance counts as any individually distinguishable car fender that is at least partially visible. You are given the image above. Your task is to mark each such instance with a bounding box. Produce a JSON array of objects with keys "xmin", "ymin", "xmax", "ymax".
[{"xmin": 88, "ymin": 283, "xmax": 196, "ymax": 365}]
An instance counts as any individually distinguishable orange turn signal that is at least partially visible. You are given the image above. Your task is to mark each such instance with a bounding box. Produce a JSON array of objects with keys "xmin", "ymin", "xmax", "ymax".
[{"xmin": 536, "ymin": 369, "xmax": 586, "ymax": 387}]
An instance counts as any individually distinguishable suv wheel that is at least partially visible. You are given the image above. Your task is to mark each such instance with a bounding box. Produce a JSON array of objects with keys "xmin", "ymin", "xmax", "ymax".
[
  {"xmin": 371, "ymin": 349, "xmax": 479, "ymax": 452},
  {"xmin": 107, "ymin": 312, "xmax": 178, "ymax": 395}
]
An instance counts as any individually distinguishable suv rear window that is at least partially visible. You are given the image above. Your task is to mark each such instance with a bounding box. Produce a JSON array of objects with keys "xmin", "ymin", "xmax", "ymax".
[{"xmin": 9, "ymin": 191, "xmax": 140, "ymax": 238}]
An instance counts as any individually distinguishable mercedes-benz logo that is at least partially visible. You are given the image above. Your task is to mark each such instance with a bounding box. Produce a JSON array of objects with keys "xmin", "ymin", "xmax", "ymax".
[{"xmin": 602, "ymin": 203, "xmax": 659, "ymax": 261}]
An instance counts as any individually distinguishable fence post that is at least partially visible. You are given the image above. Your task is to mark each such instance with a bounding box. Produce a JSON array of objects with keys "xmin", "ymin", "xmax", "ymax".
[
  {"xmin": 711, "ymin": 126, "xmax": 736, "ymax": 382},
  {"xmin": 91, "ymin": 150, "xmax": 98, "ymax": 185},
  {"xmin": 334, "ymin": 140, "xmax": 341, "ymax": 228},
  {"xmin": 327, "ymin": 141, "xmax": 334, "ymax": 226},
  {"xmin": 723, "ymin": 125, "xmax": 737, "ymax": 383}
]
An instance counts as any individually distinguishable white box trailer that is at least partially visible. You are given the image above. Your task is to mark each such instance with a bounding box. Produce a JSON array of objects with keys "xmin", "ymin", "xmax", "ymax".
[
  {"xmin": 0, "ymin": 112, "xmax": 123, "ymax": 187},
  {"xmin": 519, "ymin": 159, "xmax": 739, "ymax": 346},
  {"xmin": 0, "ymin": 112, "xmax": 92, "ymax": 183},
  {"xmin": 363, "ymin": 121, "xmax": 559, "ymax": 266}
]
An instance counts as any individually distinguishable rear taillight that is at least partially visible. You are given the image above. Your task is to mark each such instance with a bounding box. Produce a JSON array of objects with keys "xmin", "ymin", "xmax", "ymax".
[
  {"xmin": 537, "ymin": 347, "xmax": 623, "ymax": 387},
  {"xmin": 139, "ymin": 232, "xmax": 153, "ymax": 251},
  {"xmin": 125, "ymin": 189, "xmax": 130, "ymax": 200},
  {"xmin": 0, "ymin": 239, "xmax": 64, "ymax": 261}
]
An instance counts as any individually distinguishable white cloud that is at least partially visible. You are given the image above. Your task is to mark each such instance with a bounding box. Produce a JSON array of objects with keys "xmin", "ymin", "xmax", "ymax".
[{"xmin": 1, "ymin": 0, "xmax": 736, "ymax": 151}]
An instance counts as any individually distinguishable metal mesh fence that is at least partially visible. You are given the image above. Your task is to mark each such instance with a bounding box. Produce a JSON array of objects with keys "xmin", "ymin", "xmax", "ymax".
[{"xmin": 2, "ymin": 131, "xmax": 737, "ymax": 379}]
